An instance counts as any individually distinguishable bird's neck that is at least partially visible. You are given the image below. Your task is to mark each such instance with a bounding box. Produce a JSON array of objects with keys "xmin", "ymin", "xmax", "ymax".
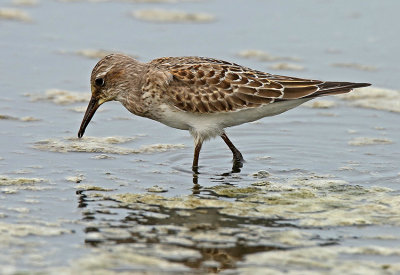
[
  {"xmin": 114, "ymin": 63, "xmax": 149, "ymax": 116},
  {"xmin": 117, "ymin": 85, "xmax": 148, "ymax": 118}
]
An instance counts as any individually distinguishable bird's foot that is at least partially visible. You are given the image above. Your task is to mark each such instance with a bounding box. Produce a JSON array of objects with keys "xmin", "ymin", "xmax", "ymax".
[
  {"xmin": 192, "ymin": 165, "xmax": 200, "ymax": 175},
  {"xmin": 231, "ymin": 157, "xmax": 244, "ymax": 173}
]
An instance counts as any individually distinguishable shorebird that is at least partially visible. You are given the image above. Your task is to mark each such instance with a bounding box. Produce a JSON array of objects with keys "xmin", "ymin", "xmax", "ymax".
[{"xmin": 78, "ymin": 54, "xmax": 370, "ymax": 171}]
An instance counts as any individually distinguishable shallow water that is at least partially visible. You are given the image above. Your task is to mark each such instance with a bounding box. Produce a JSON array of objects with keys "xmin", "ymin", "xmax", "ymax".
[{"xmin": 1, "ymin": 0, "xmax": 400, "ymax": 274}]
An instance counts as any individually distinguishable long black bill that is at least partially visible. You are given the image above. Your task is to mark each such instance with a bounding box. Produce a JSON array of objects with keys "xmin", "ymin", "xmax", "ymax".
[{"xmin": 78, "ymin": 97, "xmax": 100, "ymax": 138}]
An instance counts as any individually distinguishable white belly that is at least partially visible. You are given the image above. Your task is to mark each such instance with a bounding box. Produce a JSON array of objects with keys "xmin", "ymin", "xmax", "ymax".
[{"xmin": 155, "ymin": 99, "xmax": 310, "ymax": 143}]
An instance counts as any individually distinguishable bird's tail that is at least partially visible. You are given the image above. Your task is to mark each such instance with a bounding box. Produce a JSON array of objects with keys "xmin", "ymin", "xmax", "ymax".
[{"xmin": 309, "ymin": 81, "xmax": 371, "ymax": 97}]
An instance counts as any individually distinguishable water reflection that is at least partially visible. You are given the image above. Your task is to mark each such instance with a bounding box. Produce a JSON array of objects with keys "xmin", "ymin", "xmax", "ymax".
[
  {"xmin": 176, "ymin": 161, "xmax": 243, "ymax": 188},
  {"xmin": 76, "ymin": 177, "xmax": 334, "ymax": 273}
]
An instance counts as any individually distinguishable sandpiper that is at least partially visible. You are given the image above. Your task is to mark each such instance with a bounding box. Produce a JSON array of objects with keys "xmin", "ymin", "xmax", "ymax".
[{"xmin": 78, "ymin": 54, "xmax": 370, "ymax": 171}]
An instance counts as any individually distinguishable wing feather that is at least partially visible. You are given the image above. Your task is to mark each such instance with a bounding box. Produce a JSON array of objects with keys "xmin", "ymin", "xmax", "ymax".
[{"xmin": 147, "ymin": 57, "xmax": 370, "ymax": 113}]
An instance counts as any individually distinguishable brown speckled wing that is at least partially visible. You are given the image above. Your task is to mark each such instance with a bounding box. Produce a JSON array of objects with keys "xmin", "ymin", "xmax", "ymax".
[{"xmin": 150, "ymin": 57, "xmax": 365, "ymax": 113}]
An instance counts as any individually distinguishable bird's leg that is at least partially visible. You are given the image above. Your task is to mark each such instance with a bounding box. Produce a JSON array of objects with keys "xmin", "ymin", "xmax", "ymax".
[
  {"xmin": 221, "ymin": 133, "xmax": 244, "ymax": 165},
  {"xmin": 192, "ymin": 140, "xmax": 203, "ymax": 173}
]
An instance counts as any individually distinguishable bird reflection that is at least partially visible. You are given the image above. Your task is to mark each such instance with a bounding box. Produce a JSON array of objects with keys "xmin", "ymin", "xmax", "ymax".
[
  {"xmin": 191, "ymin": 159, "xmax": 243, "ymax": 189},
  {"xmin": 76, "ymin": 187, "xmax": 287, "ymax": 273}
]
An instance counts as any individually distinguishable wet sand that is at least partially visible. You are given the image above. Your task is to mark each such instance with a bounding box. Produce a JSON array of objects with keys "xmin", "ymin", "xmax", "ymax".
[{"xmin": 0, "ymin": 0, "xmax": 399, "ymax": 273}]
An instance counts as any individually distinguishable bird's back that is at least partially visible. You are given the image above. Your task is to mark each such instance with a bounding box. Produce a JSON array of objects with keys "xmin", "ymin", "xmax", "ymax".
[{"xmin": 146, "ymin": 56, "xmax": 370, "ymax": 114}]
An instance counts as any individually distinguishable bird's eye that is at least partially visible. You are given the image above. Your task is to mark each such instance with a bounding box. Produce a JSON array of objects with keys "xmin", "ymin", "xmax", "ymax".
[{"xmin": 95, "ymin": 77, "xmax": 105, "ymax": 87}]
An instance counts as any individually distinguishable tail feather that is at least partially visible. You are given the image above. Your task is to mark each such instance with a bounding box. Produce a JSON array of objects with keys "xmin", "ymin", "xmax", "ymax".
[{"xmin": 309, "ymin": 82, "xmax": 371, "ymax": 97}]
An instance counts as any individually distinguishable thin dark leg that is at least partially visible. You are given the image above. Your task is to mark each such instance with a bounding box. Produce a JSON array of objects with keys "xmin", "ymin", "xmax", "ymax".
[
  {"xmin": 192, "ymin": 140, "xmax": 203, "ymax": 173},
  {"xmin": 221, "ymin": 133, "xmax": 244, "ymax": 163}
]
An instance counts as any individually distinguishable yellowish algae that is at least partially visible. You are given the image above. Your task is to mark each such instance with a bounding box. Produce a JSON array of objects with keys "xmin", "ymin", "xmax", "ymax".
[
  {"xmin": 25, "ymin": 89, "xmax": 90, "ymax": 105},
  {"xmin": 75, "ymin": 49, "xmax": 115, "ymax": 59},
  {"xmin": 115, "ymin": 193, "xmax": 231, "ymax": 209},
  {"xmin": 67, "ymin": 106, "xmax": 89, "ymax": 113},
  {"xmin": 13, "ymin": 169, "xmax": 35, "ymax": 174},
  {"xmin": 332, "ymin": 62, "xmax": 377, "ymax": 71},
  {"xmin": 348, "ymin": 137, "xmax": 393, "ymax": 146},
  {"xmin": 75, "ymin": 184, "xmax": 113, "ymax": 191},
  {"xmin": 237, "ymin": 49, "xmax": 301, "ymax": 62},
  {"xmin": 4, "ymin": 172, "xmax": 393, "ymax": 274},
  {"xmin": 61, "ymin": 0, "xmax": 197, "ymax": 2},
  {"xmin": 339, "ymin": 87, "xmax": 400, "ymax": 113},
  {"xmin": 110, "ymin": 175, "xmax": 400, "ymax": 227},
  {"xmin": 132, "ymin": 9, "xmax": 215, "ymax": 23},
  {"xmin": 250, "ymin": 170, "xmax": 270, "ymax": 179},
  {"xmin": 91, "ymin": 154, "xmax": 116, "ymax": 159},
  {"xmin": 0, "ymin": 114, "xmax": 40, "ymax": 121},
  {"xmin": 0, "ymin": 222, "xmax": 72, "ymax": 237},
  {"xmin": 69, "ymin": 106, "xmax": 108, "ymax": 113},
  {"xmin": 0, "ymin": 114, "xmax": 18, "ymax": 120},
  {"xmin": 61, "ymin": 173, "xmax": 398, "ymax": 273},
  {"xmin": 238, "ymin": 246, "xmax": 400, "ymax": 274},
  {"xmin": 210, "ymin": 185, "xmax": 260, "ymax": 198},
  {"xmin": 269, "ymin": 62, "xmax": 305, "ymax": 71},
  {"xmin": 147, "ymin": 185, "xmax": 168, "ymax": 193},
  {"xmin": 34, "ymin": 136, "xmax": 184, "ymax": 154},
  {"xmin": 304, "ymin": 100, "xmax": 336, "ymax": 109},
  {"xmin": 0, "ymin": 221, "xmax": 73, "ymax": 273},
  {"xmin": 24, "ymin": 199, "xmax": 40, "ymax": 204},
  {"xmin": 0, "ymin": 176, "xmax": 49, "ymax": 194},
  {"xmin": 12, "ymin": 0, "xmax": 39, "ymax": 6},
  {"xmin": 20, "ymin": 116, "xmax": 40, "ymax": 121},
  {"xmin": 124, "ymin": 0, "xmax": 200, "ymax": 2},
  {"xmin": 0, "ymin": 175, "xmax": 45, "ymax": 186},
  {"xmin": 0, "ymin": 8, "xmax": 32, "ymax": 22},
  {"xmin": 54, "ymin": 245, "xmax": 191, "ymax": 274},
  {"xmin": 7, "ymin": 207, "xmax": 30, "ymax": 214},
  {"xmin": 1, "ymin": 172, "xmax": 397, "ymax": 273},
  {"xmin": 65, "ymin": 174, "xmax": 85, "ymax": 183},
  {"xmin": 58, "ymin": 49, "xmax": 138, "ymax": 60}
]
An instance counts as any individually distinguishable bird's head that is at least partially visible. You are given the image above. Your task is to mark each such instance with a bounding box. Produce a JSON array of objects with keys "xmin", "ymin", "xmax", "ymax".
[{"xmin": 78, "ymin": 53, "xmax": 142, "ymax": 138}]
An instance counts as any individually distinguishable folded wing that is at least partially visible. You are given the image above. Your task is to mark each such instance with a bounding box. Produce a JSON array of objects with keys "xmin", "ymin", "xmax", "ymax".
[{"xmin": 149, "ymin": 57, "xmax": 370, "ymax": 113}]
